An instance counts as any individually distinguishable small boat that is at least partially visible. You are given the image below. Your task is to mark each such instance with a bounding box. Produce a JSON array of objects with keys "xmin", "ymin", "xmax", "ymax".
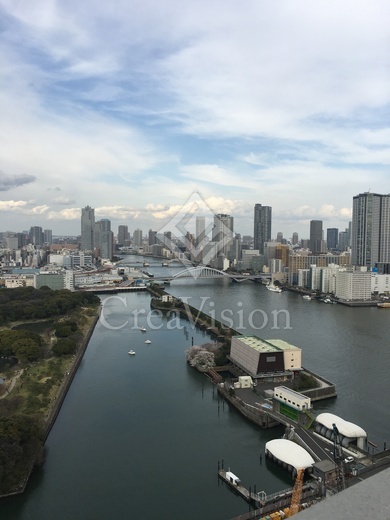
[
  {"xmin": 140, "ymin": 327, "xmax": 147, "ymax": 332},
  {"xmin": 266, "ymin": 283, "xmax": 282, "ymax": 293},
  {"xmin": 145, "ymin": 340, "xmax": 151, "ymax": 344},
  {"xmin": 302, "ymin": 295, "xmax": 312, "ymax": 300},
  {"xmin": 162, "ymin": 262, "xmax": 169, "ymax": 267},
  {"xmin": 143, "ymin": 262, "xmax": 150, "ymax": 267},
  {"xmin": 128, "ymin": 350, "xmax": 136, "ymax": 355}
]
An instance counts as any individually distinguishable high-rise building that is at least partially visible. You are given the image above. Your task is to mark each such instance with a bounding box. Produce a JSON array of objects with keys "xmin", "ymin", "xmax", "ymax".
[
  {"xmin": 352, "ymin": 192, "xmax": 390, "ymax": 271},
  {"xmin": 326, "ymin": 228, "xmax": 339, "ymax": 251},
  {"xmin": 118, "ymin": 225, "xmax": 130, "ymax": 246},
  {"xmin": 195, "ymin": 216, "xmax": 206, "ymax": 248},
  {"xmin": 95, "ymin": 219, "xmax": 113, "ymax": 260},
  {"xmin": 81, "ymin": 206, "xmax": 95, "ymax": 251},
  {"xmin": 43, "ymin": 229, "xmax": 53, "ymax": 245},
  {"xmin": 310, "ymin": 220, "xmax": 323, "ymax": 255},
  {"xmin": 148, "ymin": 229, "xmax": 157, "ymax": 246},
  {"xmin": 254, "ymin": 204, "xmax": 272, "ymax": 255},
  {"xmin": 276, "ymin": 232, "xmax": 283, "ymax": 243},
  {"xmin": 133, "ymin": 228, "xmax": 143, "ymax": 247},
  {"xmin": 212, "ymin": 214, "xmax": 234, "ymax": 257},
  {"xmin": 29, "ymin": 226, "xmax": 44, "ymax": 247},
  {"xmin": 292, "ymin": 232, "xmax": 299, "ymax": 246}
]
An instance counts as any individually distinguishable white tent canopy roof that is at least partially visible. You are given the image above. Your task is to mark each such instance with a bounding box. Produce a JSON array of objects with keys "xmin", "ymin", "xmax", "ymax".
[
  {"xmin": 316, "ymin": 413, "xmax": 367, "ymax": 439},
  {"xmin": 266, "ymin": 439, "xmax": 315, "ymax": 470}
]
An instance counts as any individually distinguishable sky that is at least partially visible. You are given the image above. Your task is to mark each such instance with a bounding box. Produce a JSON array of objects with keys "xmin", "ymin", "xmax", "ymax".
[{"xmin": 0, "ymin": 0, "xmax": 389, "ymax": 240}]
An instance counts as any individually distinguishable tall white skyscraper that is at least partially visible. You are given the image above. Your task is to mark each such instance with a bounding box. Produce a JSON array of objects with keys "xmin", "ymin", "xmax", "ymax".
[
  {"xmin": 81, "ymin": 206, "xmax": 95, "ymax": 251},
  {"xmin": 352, "ymin": 192, "xmax": 390, "ymax": 272}
]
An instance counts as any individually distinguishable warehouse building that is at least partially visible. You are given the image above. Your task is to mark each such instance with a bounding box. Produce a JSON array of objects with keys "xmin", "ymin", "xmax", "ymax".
[{"xmin": 230, "ymin": 336, "xmax": 302, "ymax": 378}]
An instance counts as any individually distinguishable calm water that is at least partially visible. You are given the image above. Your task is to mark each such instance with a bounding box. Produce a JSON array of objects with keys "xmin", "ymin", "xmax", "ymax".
[{"xmin": 1, "ymin": 257, "xmax": 389, "ymax": 520}]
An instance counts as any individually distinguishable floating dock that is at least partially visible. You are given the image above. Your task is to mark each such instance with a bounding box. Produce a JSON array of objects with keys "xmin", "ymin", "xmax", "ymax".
[{"xmin": 218, "ymin": 469, "xmax": 253, "ymax": 502}]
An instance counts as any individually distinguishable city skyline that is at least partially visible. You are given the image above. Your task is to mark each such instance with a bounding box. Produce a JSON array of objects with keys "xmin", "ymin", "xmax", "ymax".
[{"xmin": 0, "ymin": 2, "xmax": 389, "ymax": 236}]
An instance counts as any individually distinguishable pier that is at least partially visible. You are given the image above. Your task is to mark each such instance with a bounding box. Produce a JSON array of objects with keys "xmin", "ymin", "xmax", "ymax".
[{"xmin": 218, "ymin": 465, "xmax": 321, "ymax": 519}]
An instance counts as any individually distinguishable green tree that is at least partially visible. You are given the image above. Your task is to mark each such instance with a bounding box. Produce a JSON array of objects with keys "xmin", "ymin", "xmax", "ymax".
[
  {"xmin": 52, "ymin": 338, "xmax": 77, "ymax": 356},
  {"xmin": 13, "ymin": 338, "xmax": 43, "ymax": 363}
]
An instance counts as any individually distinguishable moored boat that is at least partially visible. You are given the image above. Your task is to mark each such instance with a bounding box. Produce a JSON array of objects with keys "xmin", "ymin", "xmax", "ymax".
[
  {"xmin": 266, "ymin": 283, "xmax": 282, "ymax": 293},
  {"xmin": 302, "ymin": 295, "xmax": 312, "ymax": 300}
]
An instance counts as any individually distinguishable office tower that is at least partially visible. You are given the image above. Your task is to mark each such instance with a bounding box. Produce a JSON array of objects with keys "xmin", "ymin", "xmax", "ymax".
[
  {"xmin": 254, "ymin": 204, "xmax": 272, "ymax": 255},
  {"xmin": 96, "ymin": 219, "xmax": 113, "ymax": 260},
  {"xmin": 148, "ymin": 229, "xmax": 157, "ymax": 246},
  {"xmin": 44, "ymin": 229, "xmax": 53, "ymax": 245},
  {"xmin": 338, "ymin": 230, "xmax": 349, "ymax": 252},
  {"xmin": 326, "ymin": 228, "xmax": 339, "ymax": 251},
  {"xmin": 292, "ymin": 232, "xmax": 299, "ymax": 246},
  {"xmin": 310, "ymin": 220, "xmax": 323, "ymax": 255},
  {"xmin": 196, "ymin": 216, "xmax": 206, "ymax": 248},
  {"xmin": 118, "ymin": 225, "xmax": 130, "ymax": 246},
  {"xmin": 29, "ymin": 226, "xmax": 44, "ymax": 247},
  {"xmin": 352, "ymin": 192, "xmax": 390, "ymax": 270},
  {"xmin": 133, "ymin": 228, "xmax": 143, "ymax": 247},
  {"xmin": 81, "ymin": 206, "xmax": 95, "ymax": 251},
  {"xmin": 212, "ymin": 214, "xmax": 234, "ymax": 256}
]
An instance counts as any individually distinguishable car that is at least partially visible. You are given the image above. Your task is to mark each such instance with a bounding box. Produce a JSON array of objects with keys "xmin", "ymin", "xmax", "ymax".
[{"xmin": 344, "ymin": 456, "xmax": 354, "ymax": 464}]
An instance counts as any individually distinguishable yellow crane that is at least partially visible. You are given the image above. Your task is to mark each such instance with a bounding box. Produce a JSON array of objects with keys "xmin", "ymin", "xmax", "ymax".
[{"xmin": 286, "ymin": 468, "xmax": 304, "ymax": 517}]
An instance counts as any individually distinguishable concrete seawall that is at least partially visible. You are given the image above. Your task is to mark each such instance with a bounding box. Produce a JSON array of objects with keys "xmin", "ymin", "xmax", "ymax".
[{"xmin": 44, "ymin": 314, "xmax": 99, "ymax": 440}]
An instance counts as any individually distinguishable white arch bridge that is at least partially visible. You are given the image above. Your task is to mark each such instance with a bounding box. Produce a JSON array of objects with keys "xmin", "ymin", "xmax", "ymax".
[{"xmin": 154, "ymin": 266, "xmax": 270, "ymax": 283}]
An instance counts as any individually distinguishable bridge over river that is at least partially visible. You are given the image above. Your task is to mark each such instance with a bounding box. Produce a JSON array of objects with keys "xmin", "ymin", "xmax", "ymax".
[{"xmin": 145, "ymin": 266, "xmax": 272, "ymax": 283}]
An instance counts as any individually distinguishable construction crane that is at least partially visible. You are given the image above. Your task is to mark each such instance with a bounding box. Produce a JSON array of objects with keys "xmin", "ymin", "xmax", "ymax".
[
  {"xmin": 332, "ymin": 423, "xmax": 346, "ymax": 492},
  {"xmin": 286, "ymin": 468, "xmax": 304, "ymax": 517}
]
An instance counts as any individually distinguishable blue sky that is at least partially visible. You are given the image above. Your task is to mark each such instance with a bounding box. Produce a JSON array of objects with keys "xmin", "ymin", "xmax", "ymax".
[{"xmin": 0, "ymin": 0, "xmax": 389, "ymax": 239}]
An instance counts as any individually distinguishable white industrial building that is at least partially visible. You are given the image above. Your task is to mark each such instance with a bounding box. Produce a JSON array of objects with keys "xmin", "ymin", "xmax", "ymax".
[{"xmin": 273, "ymin": 386, "xmax": 312, "ymax": 411}]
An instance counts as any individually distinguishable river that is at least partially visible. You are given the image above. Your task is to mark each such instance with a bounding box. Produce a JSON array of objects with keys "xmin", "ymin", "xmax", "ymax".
[{"xmin": 0, "ymin": 255, "xmax": 389, "ymax": 520}]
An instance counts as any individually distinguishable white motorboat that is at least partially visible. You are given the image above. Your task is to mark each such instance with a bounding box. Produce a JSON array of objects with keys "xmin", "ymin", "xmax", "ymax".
[
  {"xmin": 128, "ymin": 350, "xmax": 136, "ymax": 355},
  {"xmin": 145, "ymin": 340, "xmax": 151, "ymax": 344},
  {"xmin": 140, "ymin": 327, "xmax": 147, "ymax": 332},
  {"xmin": 302, "ymin": 295, "xmax": 312, "ymax": 300},
  {"xmin": 266, "ymin": 283, "xmax": 282, "ymax": 293}
]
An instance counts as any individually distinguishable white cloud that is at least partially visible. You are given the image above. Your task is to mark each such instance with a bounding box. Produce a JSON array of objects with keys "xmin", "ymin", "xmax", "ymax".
[
  {"xmin": 0, "ymin": 200, "xmax": 29, "ymax": 211},
  {"xmin": 0, "ymin": 0, "xmax": 388, "ymax": 236}
]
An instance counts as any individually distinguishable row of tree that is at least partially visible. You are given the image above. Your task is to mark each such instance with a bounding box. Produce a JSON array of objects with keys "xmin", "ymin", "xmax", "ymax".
[
  {"xmin": 0, "ymin": 413, "xmax": 45, "ymax": 494},
  {"xmin": 0, "ymin": 287, "xmax": 99, "ymax": 325}
]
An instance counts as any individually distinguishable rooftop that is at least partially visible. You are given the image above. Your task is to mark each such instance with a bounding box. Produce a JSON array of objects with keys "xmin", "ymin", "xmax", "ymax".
[
  {"xmin": 236, "ymin": 336, "xmax": 301, "ymax": 353},
  {"xmin": 266, "ymin": 439, "xmax": 315, "ymax": 471},
  {"xmin": 316, "ymin": 413, "xmax": 367, "ymax": 439}
]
